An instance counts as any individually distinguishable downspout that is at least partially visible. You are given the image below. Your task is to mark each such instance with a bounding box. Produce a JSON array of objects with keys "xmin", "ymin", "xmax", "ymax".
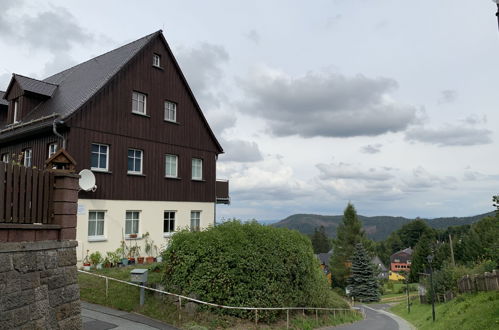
[{"xmin": 52, "ymin": 119, "xmax": 66, "ymax": 149}]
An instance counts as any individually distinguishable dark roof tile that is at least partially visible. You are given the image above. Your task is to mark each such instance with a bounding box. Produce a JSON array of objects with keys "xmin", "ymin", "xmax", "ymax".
[{"xmin": 14, "ymin": 75, "xmax": 58, "ymax": 97}]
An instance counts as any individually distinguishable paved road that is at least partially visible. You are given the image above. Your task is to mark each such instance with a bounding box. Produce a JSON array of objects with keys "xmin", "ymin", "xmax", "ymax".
[
  {"xmin": 319, "ymin": 304, "xmax": 414, "ymax": 330},
  {"xmin": 82, "ymin": 301, "xmax": 178, "ymax": 330}
]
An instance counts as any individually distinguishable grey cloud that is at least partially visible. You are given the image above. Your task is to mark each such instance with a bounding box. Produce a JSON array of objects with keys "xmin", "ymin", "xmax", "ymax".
[
  {"xmin": 0, "ymin": 73, "xmax": 11, "ymax": 89},
  {"xmin": 0, "ymin": 4, "xmax": 94, "ymax": 52},
  {"xmin": 402, "ymin": 166, "xmax": 457, "ymax": 192},
  {"xmin": 239, "ymin": 70, "xmax": 418, "ymax": 138},
  {"xmin": 176, "ymin": 43, "xmax": 229, "ymax": 109},
  {"xmin": 405, "ymin": 125, "xmax": 492, "ymax": 146},
  {"xmin": 219, "ymin": 138, "xmax": 263, "ymax": 163},
  {"xmin": 41, "ymin": 55, "xmax": 78, "ymax": 78},
  {"xmin": 316, "ymin": 162, "xmax": 394, "ymax": 181},
  {"xmin": 20, "ymin": 7, "xmax": 94, "ymax": 51},
  {"xmin": 245, "ymin": 30, "xmax": 260, "ymax": 44},
  {"xmin": 360, "ymin": 143, "xmax": 382, "ymax": 154},
  {"xmin": 205, "ymin": 109, "xmax": 237, "ymax": 137},
  {"xmin": 438, "ymin": 90, "xmax": 458, "ymax": 104},
  {"xmin": 0, "ymin": 0, "xmax": 21, "ymax": 34},
  {"xmin": 325, "ymin": 15, "xmax": 342, "ymax": 28},
  {"xmin": 462, "ymin": 114, "xmax": 487, "ymax": 125}
]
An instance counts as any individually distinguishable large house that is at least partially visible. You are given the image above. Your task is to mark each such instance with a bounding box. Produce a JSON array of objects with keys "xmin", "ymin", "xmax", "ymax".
[
  {"xmin": 390, "ymin": 247, "xmax": 413, "ymax": 272},
  {"xmin": 0, "ymin": 31, "xmax": 229, "ymax": 261}
]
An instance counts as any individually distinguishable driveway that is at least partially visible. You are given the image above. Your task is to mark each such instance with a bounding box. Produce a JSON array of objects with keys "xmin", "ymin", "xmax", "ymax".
[
  {"xmin": 319, "ymin": 304, "xmax": 414, "ymax": 330},
  {"xmin": 82, "ymin": 301, "xmax": 178, "ymax": 330}
]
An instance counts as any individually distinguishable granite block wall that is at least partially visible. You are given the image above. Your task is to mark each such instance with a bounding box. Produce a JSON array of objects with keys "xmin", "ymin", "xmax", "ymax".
[{"xmin": 0, "ymin": 240, "xmax": 81, "ymax": 330}]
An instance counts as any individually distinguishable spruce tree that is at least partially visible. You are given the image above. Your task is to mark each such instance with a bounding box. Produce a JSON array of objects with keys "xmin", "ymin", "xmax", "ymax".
[
  {"xmin": 311, "ymin": 226, "xmax": 331, "ymax": 254},
  {"xmin": 330, "ymin": 203, "xmax": 366, "ymax": 288},
  {"xmin": 348, "ymin": 243, "xmax": 380, "ymax": 302}
]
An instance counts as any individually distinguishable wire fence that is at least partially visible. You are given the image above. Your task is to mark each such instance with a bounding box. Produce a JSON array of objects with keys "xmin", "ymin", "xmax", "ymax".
[{"xmin": 77, "ymin": 270, "xmax": 363, "ymax": 328}]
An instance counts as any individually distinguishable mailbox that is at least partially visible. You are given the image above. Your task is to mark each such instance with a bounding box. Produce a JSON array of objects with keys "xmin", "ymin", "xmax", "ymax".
[{"xmin": 130, "ymin": 268, "xmax": 148, "ymax": 283}]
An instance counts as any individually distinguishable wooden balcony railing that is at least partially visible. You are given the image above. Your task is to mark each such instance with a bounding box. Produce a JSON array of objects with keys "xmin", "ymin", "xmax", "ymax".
[{"xmin": 216, "ymin": 180, "xmax": 230, "ymax": 204}]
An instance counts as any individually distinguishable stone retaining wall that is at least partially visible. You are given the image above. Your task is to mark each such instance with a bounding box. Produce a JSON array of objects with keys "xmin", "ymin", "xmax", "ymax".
[{"xmin": 0, "ymin": 240, "xmax": 81, "ymax": 330}]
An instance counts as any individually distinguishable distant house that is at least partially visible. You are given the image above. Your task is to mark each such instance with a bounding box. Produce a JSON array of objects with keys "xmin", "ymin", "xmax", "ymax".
[
  {"xmin": 315, "ymin": 251, "xmax": 332, "ymax": 284},
  {"xmin": 390, "ymin": 247, "xmax": 413, "ymax": 272},
  {"xmin": 371, "ymin": 255, "xmax": 388, "ymax": 279}
]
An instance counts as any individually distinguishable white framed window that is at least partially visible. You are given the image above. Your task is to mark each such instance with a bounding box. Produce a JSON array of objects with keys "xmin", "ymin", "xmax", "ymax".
[
  {"xmin": 1, "ymin": 153, "xmax": 9, "ymax": 163},
  {"xmin": 190, "ymin": 211, "xmax": 200, "ymax": 232},
  {"xmin": 192, "ymin": 158, "xmax": 203, "ymax": 180},
  {"xmin": 88, "ymin": 210, "xmax": 105, "ymax": 239},
  {"xmin": 91, "ymin": 143, "xmax": 109, "ymax": 171},
  {"xmin": 163, "ymin": 211, "xmax": 176, "ymax": 236},
  {"xmin": 153, "ymin": 54, "xmax": 161, "ymax": 67},
  {"xmin": 127, "ymin": 148, "xmax": 143, "ymax": 174},
  {"xmin": 48, "ymin": 143, "xmax": 58, "ymax": 158},
  {"xmin": 164, "ymin": 101, "xmax": 177, "ymax": 122},
  {"xmin": 165, "ymin": 154, "xmax": 178, "ymax": 178},
  {"xmin": 23, "ymin": 148, "xmax": 32, "ymax": 167},
  {"xmin": 125, "ymin": 211, "xmax": 140, "ymax": 237},
  {"xmin": 132, "ymin": 91, "xmax": 147, "ymax": 115},
  {"xmin": 13, "ymin": 100, "xmax": 19, "ymax": 123}
]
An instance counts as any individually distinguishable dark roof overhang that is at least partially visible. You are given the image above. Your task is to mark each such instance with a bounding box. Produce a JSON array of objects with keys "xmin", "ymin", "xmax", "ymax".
[{"xmin": 0, "ymin": 114, "xmax": 59, "ymax": 143}]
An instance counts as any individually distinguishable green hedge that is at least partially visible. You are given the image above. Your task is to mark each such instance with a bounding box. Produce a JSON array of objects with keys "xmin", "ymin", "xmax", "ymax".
[{"xmin": 161, "ymin": 221, "xmax": 347, "ymax": 320}]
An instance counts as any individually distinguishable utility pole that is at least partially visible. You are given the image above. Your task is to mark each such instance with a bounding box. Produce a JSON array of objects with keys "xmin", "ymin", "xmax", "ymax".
[
  {"xmin": 449, "ymin": 234, "xmax": 456, "ymax": 267},
  {"xmin": 427, "ymin": 255, "xmax": 436, "ymax": 322}
]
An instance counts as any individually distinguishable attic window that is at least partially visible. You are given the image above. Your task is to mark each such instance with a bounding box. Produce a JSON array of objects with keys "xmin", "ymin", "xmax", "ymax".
[
  {"xmin": 153, "ymin": 54, "xmax": 161, "ymax": 67},
  {"xmin": 13, "ymin": 100, "xmax": 19, "ymax": 123}
]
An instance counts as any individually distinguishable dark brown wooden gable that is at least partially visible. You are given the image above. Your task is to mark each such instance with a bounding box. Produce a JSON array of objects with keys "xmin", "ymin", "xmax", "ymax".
[{"xmin": 66, "ymin": 35, "xmax": 222, "ymax": 154}]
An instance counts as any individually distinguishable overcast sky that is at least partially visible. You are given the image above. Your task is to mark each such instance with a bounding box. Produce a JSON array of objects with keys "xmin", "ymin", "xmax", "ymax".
[{"xmin": 1, "ymin": 0, "xmax": 498, "ymax": 221}]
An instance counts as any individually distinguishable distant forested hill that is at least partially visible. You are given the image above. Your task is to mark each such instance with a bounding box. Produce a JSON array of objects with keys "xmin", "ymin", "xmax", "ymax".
[{"xmin": 271, "ymin": 211, "xmax": 495, "ymax": 241}]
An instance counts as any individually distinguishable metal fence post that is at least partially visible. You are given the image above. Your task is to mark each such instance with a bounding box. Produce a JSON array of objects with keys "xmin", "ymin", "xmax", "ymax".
[
  {"xmin": 105, "ymin": 277, "xmax": 108, "ymax": 300},
  {"xmin": 178, "ymin": 297, "xmax": 182, "ymax": 322},
  {"xmin": 255, "ymin": 309, "xmax": 258, "ymax": 326},
  {"xmin": 286, "ymin": 309, "xmax": 289, "ymax": 329}
]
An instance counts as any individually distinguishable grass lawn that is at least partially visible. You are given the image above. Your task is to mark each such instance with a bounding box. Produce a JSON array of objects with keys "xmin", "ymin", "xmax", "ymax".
[
  {"xmin": 380, "ymin": 281, "xmax": 417, "ymax": 302},
  {"xmin": 390, "ymin": 291, "xmax": 499, "ymax": 330},
  {"xmin": 78, "ymin": 265, "xmax": 362, "ymax": 329}
]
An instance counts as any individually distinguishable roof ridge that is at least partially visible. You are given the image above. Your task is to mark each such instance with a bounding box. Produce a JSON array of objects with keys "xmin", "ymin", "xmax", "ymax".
[{"xmin": 43, "ymin": 30, "xmax": 161, "ymax": 83}]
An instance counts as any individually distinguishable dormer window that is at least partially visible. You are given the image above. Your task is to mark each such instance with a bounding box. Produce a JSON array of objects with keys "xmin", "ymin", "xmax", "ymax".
[
  {"xmin": 13, "ymin": 100, "xmax": 19, "ymax": 123},
  {"xmin": 153, "ymin": 54, "xmax": 161, "ymax": 67}
]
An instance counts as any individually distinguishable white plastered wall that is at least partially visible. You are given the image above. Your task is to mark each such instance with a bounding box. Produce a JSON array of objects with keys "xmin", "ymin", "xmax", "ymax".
[{"xmin": 75, "ymin": 199, "xmax": 215, "ymax": 261}]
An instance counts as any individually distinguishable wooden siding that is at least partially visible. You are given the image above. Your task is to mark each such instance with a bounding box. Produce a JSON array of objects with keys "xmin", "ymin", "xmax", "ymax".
[
  {"xmin": 0, "ymin": 133, "xmax": 62, "ymax": 168},
  {"xmin": 72, "ymin": 127, "xmax": 216, "ymax": 202}
]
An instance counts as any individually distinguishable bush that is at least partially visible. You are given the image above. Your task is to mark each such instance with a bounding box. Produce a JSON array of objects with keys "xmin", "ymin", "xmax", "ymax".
[{"xmin": 161, "ymin": 221, "xmax": 347, "ymax": 321}]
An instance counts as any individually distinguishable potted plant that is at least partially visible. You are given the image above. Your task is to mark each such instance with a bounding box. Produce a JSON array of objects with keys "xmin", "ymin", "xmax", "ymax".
[
  {"xmin": 143, "ymin": 232, "xmax": 156, "ymax": 264},
  {"xmin": 103, "ymin": 255, "xmax": 111, "ymax": 268},
  {"xmin": 89, "ymin": 251, "xmax": 103, "ymax": 270},
  {"xmin": 83, "ymin": 250, "xmax": 91, "ymax": 271},
  {"xmin": 128, "ymin": 241, "xmax": 141, "ymax": 265},
  {"xmin": 117, "ymin": 241, "xmax": 128, "ymax": 266}
]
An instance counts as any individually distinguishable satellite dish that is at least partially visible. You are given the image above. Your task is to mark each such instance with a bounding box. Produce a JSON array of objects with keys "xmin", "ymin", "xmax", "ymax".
[{"xmin": 78, "ymin": 169, "xmax": 97, "ymax": 192}]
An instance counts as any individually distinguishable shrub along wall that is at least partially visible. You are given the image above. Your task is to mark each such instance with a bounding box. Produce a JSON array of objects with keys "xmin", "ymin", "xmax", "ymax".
[{"xmin": 161, "ymin": 221, "xmax": 347, "ymax": 321}]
